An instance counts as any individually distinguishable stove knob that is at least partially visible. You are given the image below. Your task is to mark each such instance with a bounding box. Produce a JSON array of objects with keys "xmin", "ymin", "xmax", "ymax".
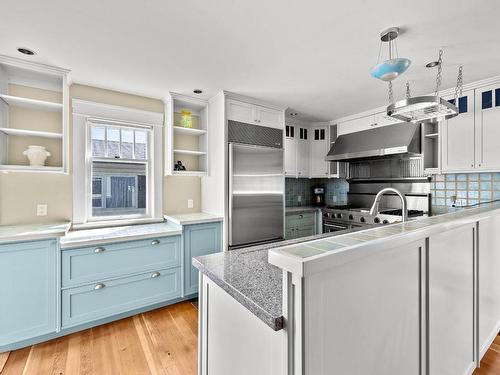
[
  {"xmin": 382, "ymin": 220, "xmax": 389, "ymax": 224},
  {"xmin": 360, "ymin": 217, "xmax": 365, "ymax": 223},
  {"xmin": 324, "ymin": 213, "xmax": 329, "ymax": 218},
  {"xmin": 336, "ymin": 213, "xmax": 343, "ymax": 219},
  {"xmin": 374, "ymin": 217, "xmax": 380, "ymax": 224},
  {"xmin": 348, "ymin": 214, "xmax": 354, "ymax": 220}
]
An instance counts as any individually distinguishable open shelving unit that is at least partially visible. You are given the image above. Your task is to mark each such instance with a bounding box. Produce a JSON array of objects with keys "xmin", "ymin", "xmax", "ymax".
[
  {"xmin": 421, "ymin": 122, "xmax": 440, "ymax": 175},
  {"xmin": 0, "ymin": 55, "xmax": 70, "ymax": 173},
  {"xmin": 165, "ymin": 92, "xmax": 209, "ymax": 176}
]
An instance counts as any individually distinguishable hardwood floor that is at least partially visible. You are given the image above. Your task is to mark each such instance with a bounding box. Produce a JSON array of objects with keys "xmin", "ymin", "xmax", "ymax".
[
  {"xmin": 474, "ymin": 334, "xmax": 500, "ymax": 375},
  {"xmin": 1, "ymin": 301, "xmax": 198, "ymax": 375},
  {"xmin": 1, "ymin": 301, "xmax": 498, "ymax": 375}
]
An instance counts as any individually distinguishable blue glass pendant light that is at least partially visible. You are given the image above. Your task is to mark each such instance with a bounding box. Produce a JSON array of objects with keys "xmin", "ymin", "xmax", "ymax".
[{"xmin": 370, "ymin": 27, "xmax": 411, "ymax": 81}]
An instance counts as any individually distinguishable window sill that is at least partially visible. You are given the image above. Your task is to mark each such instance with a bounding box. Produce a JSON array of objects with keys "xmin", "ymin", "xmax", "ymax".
[{"xmin": 72, "ymin": 217, "xmax": 165, "ymax": 231}]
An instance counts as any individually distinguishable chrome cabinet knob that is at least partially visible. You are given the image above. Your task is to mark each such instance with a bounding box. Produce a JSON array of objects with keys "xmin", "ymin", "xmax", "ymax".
[
  {"xmin": 94, "ymin": 283, "xmax": 105, "ymax": 290},
  {"xmin": 94, "ymin": 247, "xmax": 105, "ymax": 253},
  {"xmin": 151, "ymin": 272, "xmax": 161, "ymax": 278},
  {"xmin": 151, "ymin": 239, "xmax": 160, "ymax": 245}
]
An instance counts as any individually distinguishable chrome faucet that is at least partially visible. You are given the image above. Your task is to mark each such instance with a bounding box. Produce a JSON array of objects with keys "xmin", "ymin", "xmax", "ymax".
[{"xmin": 369, "ymin": 187, "xmax": 408, "ymax": 222}]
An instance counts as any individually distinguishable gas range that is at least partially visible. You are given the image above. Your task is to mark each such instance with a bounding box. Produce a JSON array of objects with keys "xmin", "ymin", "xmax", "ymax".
[{"xmin": 321, "ymin": 206, "xmax": 424, "ymax": 233}]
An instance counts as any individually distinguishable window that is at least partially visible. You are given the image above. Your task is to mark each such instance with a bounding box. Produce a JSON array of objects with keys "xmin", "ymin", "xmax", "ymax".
[{"xmin": 89, "ymin": 123, "xmax": 151, "ymax": 220}]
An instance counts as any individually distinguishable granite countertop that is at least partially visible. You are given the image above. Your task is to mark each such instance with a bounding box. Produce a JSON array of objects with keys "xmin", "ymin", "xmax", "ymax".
[
  {"xmin": 164, "ymin": 212, "xmax": 223, "ymax": 225},
  {"xmin": 61, "ymin": 222, "xmax": 182, "ymax": 249},
  {"xmin": 0, "ymin": 221, "xmax": 71, "ymax": 244},
  {"xmin": 192, "ymin": 226, "xmax": 363, "ymax": 331},
  {"xmin": 285, "ymin": 206, "xmax": 321, "ymax": 215}
]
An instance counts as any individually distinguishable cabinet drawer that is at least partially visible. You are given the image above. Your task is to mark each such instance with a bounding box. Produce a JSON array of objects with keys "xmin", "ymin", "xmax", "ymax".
[
  {"xmin": 286, "ymin": 212, "xmax": 315, "ymax": 227},
  {"xmin": 62, "ymin": 267, "xmax": 181, "ymax": 328},
  {"xmin": 62, "ymin": 236, "xmax": 181, "ymax": 287}
]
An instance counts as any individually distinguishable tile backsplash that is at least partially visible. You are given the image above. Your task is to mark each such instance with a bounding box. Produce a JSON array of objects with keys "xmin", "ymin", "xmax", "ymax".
[
  {"xmin": 285, "ymin": 178, "xmax": 348, "ymax": 207},
  {"xmin": 431, "ymin": 173, "xmax": 500, "ymax": 208}
]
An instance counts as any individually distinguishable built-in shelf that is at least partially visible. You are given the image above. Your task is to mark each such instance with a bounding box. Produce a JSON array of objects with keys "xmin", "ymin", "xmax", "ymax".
[
  {"xmin": 173, "ymin": 126, "xmax": 207, "ymax": 136},
  {"xmin": 173, "ymin": 149, "xmax": 206, "ymax": 156},
  {"xmin": 0, "ymin": 94, "xmax": 63, "ymax": 112},
  {"xmin": 425, "ymin": 133, "xmax": 439, "ymax": 139},
  {"xmin": 233, "ymin": 173, "xmax": 283, "ymax": 177},
  {"xmin": 0, "ymin": 164, "xmax": 64, "ymax": 173},
  {"xmin": 172, "ymin": 170, "xmax": 207, "ymax": 176},
  {"xmin": 233, "ymin": 191, "xmax": 283, "ymax": 196},
  {"xmin": 0, "ymin": 128, "xmax": 63, "ymax": 139}
]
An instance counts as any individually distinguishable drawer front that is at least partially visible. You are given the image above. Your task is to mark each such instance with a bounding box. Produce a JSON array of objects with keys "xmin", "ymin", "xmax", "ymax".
[
  {"xmin": 62, "ymin": 267, "xmax": 181, "ymax": 328},
  {"xmin": 286, "ymin": 212, "xmax": 315, "ymax": 227},
  {"xmin": 62, "ymin": 236, "xmax": 181, "ymax": 287}
]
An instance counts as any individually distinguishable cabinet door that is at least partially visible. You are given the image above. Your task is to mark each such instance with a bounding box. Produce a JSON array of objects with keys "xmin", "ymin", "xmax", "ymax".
[
  {"xmin": 475, "ymin": 85, "xmax": 500, "ymax": 170},
  {"xmin": 284, "ymin": 136, "xmax": 297, "ymax": 177},
  {"xmin": 429, "ymin": 224, "xmax": 475, "ymax": 375},
  {"xmin": 184, "ymin": 222, "xmax": 222, "ymax": 296},
  {"xmin": 441, "ymin": 91, "xmax": 475, "ymax": 172},
  {"xmin": 227, "ymin": 99, "xmax": 256, "ymax": 124},
  {"xmin": 297, "ymin": 127, "xmax": 310, "ymax": 177},
  {"xmin": 338, "ymin": 114, "xmax": 376, "ymax": 135},
  {"xmin": 256, "ymin": 105, "xmax": 283, "ymax": 129},
  {"xmin": 0, "ymin": 240, "xmax": 57, "ymax": 348},
  {"xmin": 310, "ymin": 127, "xmax": 329, "ymax": 177}
]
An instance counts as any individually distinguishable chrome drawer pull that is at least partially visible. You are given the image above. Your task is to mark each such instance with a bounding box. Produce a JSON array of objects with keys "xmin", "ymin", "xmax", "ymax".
[
  {"xmin": 151, "ymin": 239, "xmax": 160, "ymax": 245},
  {"xmin": 94, "ymin": 283, "xmax": 105, "ymax": 290},
  {"xmin": 151, "ymin": 272, "xmax": 161, "ymax": 278},
  {"xmin": 94, "ymin": 247, "xmax": 105, "ymax": 253}
]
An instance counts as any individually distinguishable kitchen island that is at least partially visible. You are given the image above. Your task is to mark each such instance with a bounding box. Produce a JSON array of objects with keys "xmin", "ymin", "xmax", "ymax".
[{"xmin": 194, "ymin": 203, "xmax": 500, "ymax": 375}]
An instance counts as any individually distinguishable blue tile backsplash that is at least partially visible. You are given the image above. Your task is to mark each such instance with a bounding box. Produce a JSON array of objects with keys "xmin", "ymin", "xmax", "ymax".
[
  {"xmin": 431, "ymin": 173, "xmax": 500, "ymax": 208},
  {"xmin": 285, "ymin": 178, "xmax": 348, "ymax": 207}
]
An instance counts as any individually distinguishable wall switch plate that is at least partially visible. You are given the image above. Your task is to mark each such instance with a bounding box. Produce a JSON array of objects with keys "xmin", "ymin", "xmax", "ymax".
[
  {"xmin": 187, "ymin": 199, "xmax": 194, "ymax": 209},
  {"xmin": 37, "ymin": 204, "xmax": 48, "ymax": 216},
  {"xmin": 297, "ymin": 196, "xmax": 302, "ymax": 203}
]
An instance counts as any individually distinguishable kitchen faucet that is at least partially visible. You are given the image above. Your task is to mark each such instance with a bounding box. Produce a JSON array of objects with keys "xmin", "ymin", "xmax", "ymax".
[{"xmin": 369, "ymin": 187, "xmax": 408, "ymax": 222}]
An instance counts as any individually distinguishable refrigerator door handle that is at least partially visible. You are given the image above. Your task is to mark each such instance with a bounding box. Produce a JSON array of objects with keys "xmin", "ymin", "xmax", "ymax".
[{"xmin": 228, "ymin": 143, "xmax": 233, "ymax": 246}]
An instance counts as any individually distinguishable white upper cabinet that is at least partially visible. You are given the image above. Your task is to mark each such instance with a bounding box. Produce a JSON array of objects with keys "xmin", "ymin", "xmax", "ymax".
[
  {"xmin": 297, "ymin": 127, "xmax": 310, "ymax": 177},
  {"xmin": 475, "ymin": 84, "xmax": 500, "ymax": 171},
  {"xmin": 441, "ymin": 90, "xmax": 475, "ymax": 172},
  {"xmin": 227, "ymin": 99, "xmax": 283, "ymax": 129},
  {"xmin": 310, "ymin": 126, "xmax": 329, "ymax": 177},
  {"xmin": 284, "ymin": 125, "xmax": 297, "ymax": 176}
]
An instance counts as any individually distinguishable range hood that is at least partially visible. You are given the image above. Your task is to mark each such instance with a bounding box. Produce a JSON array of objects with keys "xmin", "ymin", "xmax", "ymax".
[{"xmin": 326, "ymin": 122, "xmax": 421, "ymax": 162}]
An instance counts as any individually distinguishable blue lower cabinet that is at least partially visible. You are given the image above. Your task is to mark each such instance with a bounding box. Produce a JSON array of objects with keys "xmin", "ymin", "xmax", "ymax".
[
  {"xmin": 62, "ymin": 267, "xmax": 181, "ymax": 328},
  {"xmin": 184, "ymin": 222, "xmax": 222, "ymax": 296},
  {"xmin": 0, "ymin": 240, "xmax": 57, "ymax": 348}
]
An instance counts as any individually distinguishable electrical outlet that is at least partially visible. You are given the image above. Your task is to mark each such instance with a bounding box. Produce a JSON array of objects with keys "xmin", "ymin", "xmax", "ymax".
[
  {"xmin": 37, "ymin": 204, "xmax": 48, "ymax": 217},
  {"xmin": 297, "ymin": 196, "xmax": 302, "ymax": 203},
  {"xmin": 187, "ymin": 199, "xmax": 194, "ymax": 209},
  {"xmin": 332, "ymin": 196, "xmax": 337, "ymax": 203},
  {"xmin": 455, "ymin": 198, "xmax": 467, "ymax": 207}
]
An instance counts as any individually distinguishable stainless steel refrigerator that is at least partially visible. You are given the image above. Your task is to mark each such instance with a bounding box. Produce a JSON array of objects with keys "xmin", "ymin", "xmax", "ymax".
[{"xmin": 228, "ymin": 120, "xmax": 284, "ymax": 249}]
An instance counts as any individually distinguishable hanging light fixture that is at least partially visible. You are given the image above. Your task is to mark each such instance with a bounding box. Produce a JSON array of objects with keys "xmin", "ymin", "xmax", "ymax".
[
  {"xmin": 386, "ymin": 49, "xmax": 464, "ymax": 124},
  {"xmin": 370, "ymin": 27, "xmax": 411, "ymax": 81}
]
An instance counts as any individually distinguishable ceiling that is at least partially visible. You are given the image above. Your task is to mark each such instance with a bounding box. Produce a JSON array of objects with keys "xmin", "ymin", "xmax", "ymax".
[{"xmin": 1, "ymin": 0, "xmax": 499, "ymax": 121}]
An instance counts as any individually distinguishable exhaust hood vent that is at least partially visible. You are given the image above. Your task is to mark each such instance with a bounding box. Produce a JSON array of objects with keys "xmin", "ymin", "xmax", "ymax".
[{"xmin": 326, "ymin": 122, "xmax": 421, "ymax": 162}]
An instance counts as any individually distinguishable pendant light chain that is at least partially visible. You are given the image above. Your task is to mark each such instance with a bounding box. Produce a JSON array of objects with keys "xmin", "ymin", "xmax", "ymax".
[
  {"xmin": 406, "ymin": 82, "xmax": 411, "ymax": 99},
  {"xmin": 434, "ymin": 49, "xmax": 444, "ymax": 96},
  {"xmin": 454, "ymin": 65, "xmax": 464, "ymax": 103},
  {"xmin": 388, "ymin": 81, "xmax": 394, "ymax": 103}
]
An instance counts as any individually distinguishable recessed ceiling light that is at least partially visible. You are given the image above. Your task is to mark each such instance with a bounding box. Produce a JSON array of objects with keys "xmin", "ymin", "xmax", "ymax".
[
  {"xmin": 426, "ymin": 61, "xmax": 440, "ymax": 68},
  {"xmin": 17, "ymin": 47, "xmax": 36, "ymax": 56},
  {"xmin": 193, "ymin": 89, "xmax": 203, "ymax": 94},
  {"xmin": 290, "ymin": 112, "xmax": 298, "ymax": 116}
]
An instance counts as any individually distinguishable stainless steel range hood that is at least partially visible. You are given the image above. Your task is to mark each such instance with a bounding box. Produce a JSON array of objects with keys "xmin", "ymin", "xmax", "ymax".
[{"xmin": 326, "ymin": 122, "xmax": 421, "ymax": 162}]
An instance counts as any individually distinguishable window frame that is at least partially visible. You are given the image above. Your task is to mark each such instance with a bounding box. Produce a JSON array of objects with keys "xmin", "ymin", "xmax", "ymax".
[{"xmin": 72, "ymin": 100, "xmax": 164, "ymax": 229}]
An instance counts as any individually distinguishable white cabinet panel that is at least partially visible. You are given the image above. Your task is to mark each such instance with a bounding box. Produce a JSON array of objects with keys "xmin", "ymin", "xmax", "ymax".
[
  {"xmin": 226, "ymin": 99, "xmax": 255, "ymax": 124},
  {"xmin": 429, "ymin": 224, "xmax": 475, "ymax": 375},
  {"xmin": 284, "ymin": 136, "xmax": 296, "ymax": 177},
  {"xmin": 441, "ymin": 91, "xmax": 475, "ymax": 172},
  {"xmin": 297, "ymin": 138, "xmax": 309, "ymax": 177},
  {"xmin": 310, "ymin": 127, "xmax": 329, "ymax": 177},
  {"xmin": 338, "ymin": 113, "xmax": 378, "ymax": 135},
  {"xmin": 475, "ymin": 85, "xmax": 500, "ymax": 170},
  {"xmin": 256, "ymin": 105, "xmax": 283, "ymax": 129}
]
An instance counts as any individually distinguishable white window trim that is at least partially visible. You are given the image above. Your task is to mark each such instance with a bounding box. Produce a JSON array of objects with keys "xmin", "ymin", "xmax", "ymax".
[{"xmin": 72, "ymin": 99, "xmax": 163, "ymax": 228}]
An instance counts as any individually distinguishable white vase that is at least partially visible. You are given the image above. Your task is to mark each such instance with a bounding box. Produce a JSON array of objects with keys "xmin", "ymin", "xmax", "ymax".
[{"xmin": 23, "ymin": 145, "xmax": 51, "ymax": 166}]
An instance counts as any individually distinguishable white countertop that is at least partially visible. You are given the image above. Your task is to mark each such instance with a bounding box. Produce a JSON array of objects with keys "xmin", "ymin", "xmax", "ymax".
[
  {"xmin": 270, "ymin": 202, "xmax": 500, "ymax": 276},
  {"xmin": 164, "ymin": 212, "xmax": 223, "ymax": 226},
  {"xmin": 285, "ymin": 206, "xmax": 321, "ymax": 215},
  {"xmin": 0, "ymin": 221, "xmax": 72, "ymax": 244},
  {"xmin": 60, "ymin": 222, "xmax": 182, "ymax": 249}
]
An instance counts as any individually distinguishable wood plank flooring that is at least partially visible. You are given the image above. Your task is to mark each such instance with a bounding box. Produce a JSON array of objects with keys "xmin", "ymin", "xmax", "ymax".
[
  {"xmin": 1, "ymin": 300, "xmax": 498, "ymax": 375},
  {"xmin": 1, "ymin": 301, "xmax": 198, "ymax": 375}
]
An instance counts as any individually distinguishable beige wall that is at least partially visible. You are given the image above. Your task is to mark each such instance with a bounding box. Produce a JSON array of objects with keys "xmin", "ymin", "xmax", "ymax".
[{"xmin": 0, "ymin": 84, "xmax": 202, "ymax": 225}]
